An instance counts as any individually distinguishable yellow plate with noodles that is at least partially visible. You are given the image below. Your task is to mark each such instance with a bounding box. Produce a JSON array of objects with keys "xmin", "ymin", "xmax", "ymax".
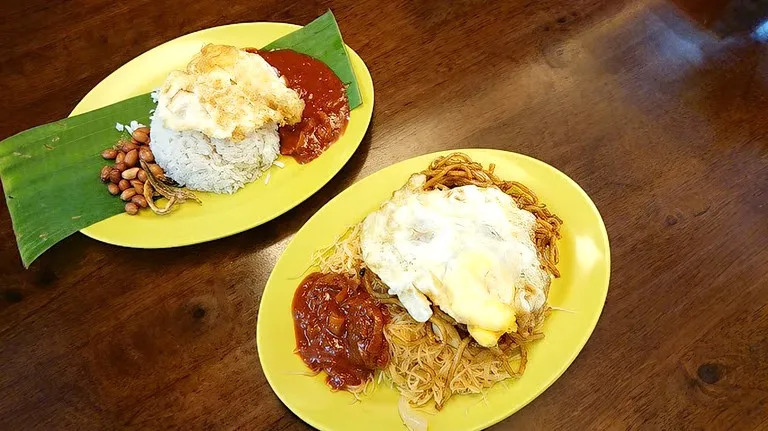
[
  {"xmin": 257, "ymin": 149, "xmax": 610, "ymax": 430},
  {"xmin": 76, "ymin": 22, "xmax": 373, "ymax": 247}
]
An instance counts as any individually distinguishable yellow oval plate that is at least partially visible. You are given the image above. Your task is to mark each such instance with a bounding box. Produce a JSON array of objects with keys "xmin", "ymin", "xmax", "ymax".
[
  {"xmin": 75, "ymin": 23, "xmax": 374, "ymax": 248},
  {"xmin": 257, "ymin": 149, "xmax": 610, "ymax": 431}
]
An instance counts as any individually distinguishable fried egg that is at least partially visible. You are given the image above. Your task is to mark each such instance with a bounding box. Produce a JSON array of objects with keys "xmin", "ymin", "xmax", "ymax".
[
  {"xmin": 360, "ymin": 174, "xmax": 550, "ymax": 347},
  {"xmin": 156, "ymin": 44, "xmax": 304, "ymax": 142}
]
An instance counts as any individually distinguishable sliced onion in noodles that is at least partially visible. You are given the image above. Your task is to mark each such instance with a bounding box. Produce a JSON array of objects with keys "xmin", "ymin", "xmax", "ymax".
[
  {"xmin": 398, "ymin": 396, "xmax": 428, "ymax": 431},
  {"xmin": 429, "ymin": 315, "xmax": 460, "ymax": 348}
]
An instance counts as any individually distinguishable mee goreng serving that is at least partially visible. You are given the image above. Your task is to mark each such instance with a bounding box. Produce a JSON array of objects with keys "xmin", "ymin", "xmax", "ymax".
[{"xmin": 291, "ymin": 153, "xmax": 563, "ymax": 426}]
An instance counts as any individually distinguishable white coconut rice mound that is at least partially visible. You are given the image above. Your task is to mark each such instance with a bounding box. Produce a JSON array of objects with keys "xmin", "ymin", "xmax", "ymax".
[{"xmin": 149, "ymin": 114, "xmax": 279, "ymax": 194}]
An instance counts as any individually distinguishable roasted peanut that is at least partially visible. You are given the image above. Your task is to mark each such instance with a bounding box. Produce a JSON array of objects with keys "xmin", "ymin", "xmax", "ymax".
[
  {"xmin": 124, "ymin": 202, "xmax": 139, "ymax": 215},
  {"xmin": 120, "ymin": 141, "xmax": 139, "ymax": 153},
  {"xmin": 120, "ymin": 189, "xmax": 136, "ymax": 201},
  {"xmin": 138, "ymin": 147, "xmax": 154, "ymax": 163},
  {"xmin": 148, "ymin": 163, "xmax": 165, "ymax": 178},
  {"xmin": 115, "ymin": 151, "xmax": 125, "ymax": 164},
  {"xmin": 122, "ymin": 167, "xmax": 140, "ymax": 180},
  {"xmin": 107, "ymin": 183, "xmax": 120, "ymax": 195},
  {"xmin": 125, "ymin": 149, "xmax": 138, "ymax": 167},
  {"xmin": 109, "ymin": 169, "xmax": 122, "ymax": 184},
  {"xmin": 102, "ymin": 149, "xmax": 118, "ymax": 159},
  {"xmin": 131, "ymin": 180, "xmax": 144, "ymax": 194},
  {"xmin": 118, "ymin": 179, "xmax": 131, "ymax": 191},
  {"xmin": 114, "ymin": 162, "xmax": 127, "ymax": 172},
  {"xmin": 137, "ymin": 169, "xmax": 147, "ymax": 182},
  {"xmin": 132, "ymin": 128, "xmax": 149, "ymax": 144},
  {"xmin": 131, "ymin": 195, "xmax": 148, "ymax": 208},
  {"xmin": 100, "ymin": 165, "xmax": 112, "ymax": 182}
]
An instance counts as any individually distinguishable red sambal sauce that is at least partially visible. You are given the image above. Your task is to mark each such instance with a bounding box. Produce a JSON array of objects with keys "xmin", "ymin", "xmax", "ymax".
[
  {"xmin": 291, "ymin": 272, "xmax": 390, "ymax": 390},
  {"xmin": 249, "ymin": 48, "xmax": 350, "ymax": 164}
]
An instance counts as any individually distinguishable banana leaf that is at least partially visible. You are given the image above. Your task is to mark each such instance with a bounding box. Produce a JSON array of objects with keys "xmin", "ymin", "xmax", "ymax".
[{"xmin": 0, "ymin": 10, "xmax": 361, "ymax": 267}]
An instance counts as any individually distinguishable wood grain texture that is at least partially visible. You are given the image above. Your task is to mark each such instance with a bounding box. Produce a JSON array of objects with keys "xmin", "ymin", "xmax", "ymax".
[{"xmin": 1, "ymin": 0, "xmax": 767, "ymax": 429}]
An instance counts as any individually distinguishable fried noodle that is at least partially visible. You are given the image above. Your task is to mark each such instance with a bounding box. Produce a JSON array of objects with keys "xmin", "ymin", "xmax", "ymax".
[{"xmin": 312, "ymin": 153, "xmax": 561, "ymax": 410}]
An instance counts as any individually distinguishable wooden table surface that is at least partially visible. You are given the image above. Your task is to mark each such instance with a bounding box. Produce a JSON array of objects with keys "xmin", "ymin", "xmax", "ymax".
[{"xmin": 1, "ymin": 1, "xmax": 767, "ymax": 429}]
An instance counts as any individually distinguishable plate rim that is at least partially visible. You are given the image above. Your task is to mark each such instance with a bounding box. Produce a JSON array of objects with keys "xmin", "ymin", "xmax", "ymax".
[
  {"xmin": 74, "ymin": 21, "xmax": 374, "ymax": 248},
  {"xmin": 256, "ymin": 148, "xmax": 611, "ymax": 430}
]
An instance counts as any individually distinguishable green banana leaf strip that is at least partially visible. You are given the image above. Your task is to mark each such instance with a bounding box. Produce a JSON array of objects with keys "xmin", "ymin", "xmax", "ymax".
[{"xmin": 0, "ymin": 10, "xmax": 361, "ymax": 267}]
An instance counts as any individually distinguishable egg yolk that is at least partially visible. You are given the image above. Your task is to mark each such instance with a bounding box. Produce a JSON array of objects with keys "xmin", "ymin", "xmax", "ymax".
[{"xmin": 430, "ymin": 252, "xmax": 517, "ymax": 347}]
